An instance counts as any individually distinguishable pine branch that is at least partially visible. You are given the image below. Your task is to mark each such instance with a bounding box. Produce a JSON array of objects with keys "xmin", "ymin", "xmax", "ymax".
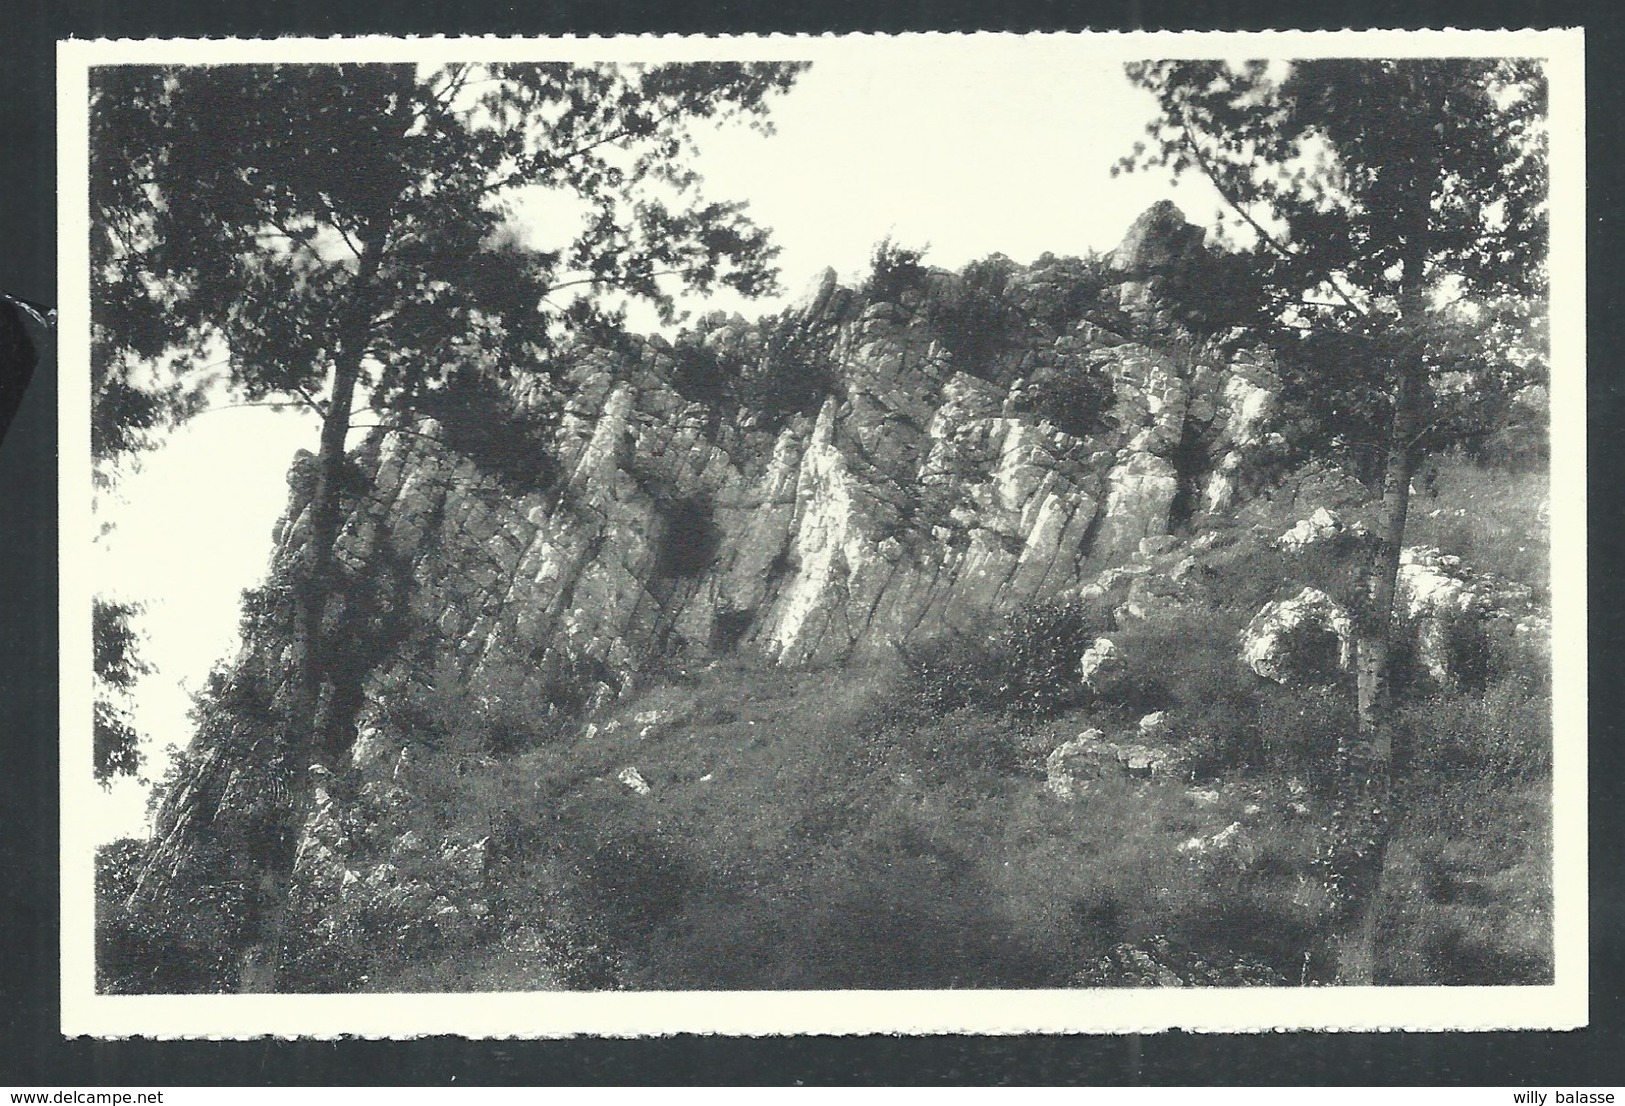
[{"xmin": 1173, "ymin": 112, "xmax": 1369, "ymax": 319}]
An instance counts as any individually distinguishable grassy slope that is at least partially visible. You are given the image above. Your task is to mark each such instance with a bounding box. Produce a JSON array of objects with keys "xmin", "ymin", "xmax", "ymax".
[
  {"xmin": 1408, "ymin": 451, "xmax": 1551, "ymax": 601},
  {"xmin": 373, "ymin": 658, "xmax": 1322, "ymax": 990}
]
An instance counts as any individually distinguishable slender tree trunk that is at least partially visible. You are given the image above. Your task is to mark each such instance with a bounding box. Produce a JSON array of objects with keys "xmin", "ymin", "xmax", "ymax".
[
  {"xmin": 1356, "ymin": 365, "xmax": 1419, "ymax": 763},
  {"xmin": 1331, "ymin": 361, "xmax": 1418, "ymax": 984},
  {"xmin": 1330, "ymin": 228, "xmax": 1430, "ymax": 982},
  {"xmin": 237, "ymin": 250, "xmax": 377, "ymax": 993}
]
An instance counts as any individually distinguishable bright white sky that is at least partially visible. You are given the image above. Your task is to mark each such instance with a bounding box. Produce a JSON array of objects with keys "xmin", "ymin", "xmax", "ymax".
[{"xmin": 93, "ymin": 52, "xmax": 1227, "ymax": 840}]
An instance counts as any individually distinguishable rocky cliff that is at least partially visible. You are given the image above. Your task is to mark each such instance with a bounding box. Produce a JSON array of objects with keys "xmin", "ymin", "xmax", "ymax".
[{"xmin": 270, "ymin": 203, "xmax": 1286, "ymax": 719}]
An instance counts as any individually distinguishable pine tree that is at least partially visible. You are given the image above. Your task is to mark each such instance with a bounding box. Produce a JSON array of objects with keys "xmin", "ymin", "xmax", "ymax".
[{"xmin": 1119, "ymin": 58, "xmax": 1548, "ymax": 982}]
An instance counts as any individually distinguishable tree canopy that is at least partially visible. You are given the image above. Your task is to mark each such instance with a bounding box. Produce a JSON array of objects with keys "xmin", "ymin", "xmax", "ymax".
[
  {"xmin": 1120, "ymin": 59, "xmax": 1546, "ymax": 305},
  {"xmin": 93, "ymin": 598, "xmax": 149, "ymax": 784},
  {"xmin": 1119, "ymin": 58, "xmax": 1549, "ymax": 481},
  {"xmin": 90, "ymin": 61, "xmax": 806, "ymax": 463}
]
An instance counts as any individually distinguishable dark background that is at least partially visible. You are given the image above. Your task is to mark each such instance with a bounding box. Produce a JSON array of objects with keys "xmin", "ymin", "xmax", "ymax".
[{"xmin": 3, "ymin": 0, "xmax": 1620, "ymax": 1085}]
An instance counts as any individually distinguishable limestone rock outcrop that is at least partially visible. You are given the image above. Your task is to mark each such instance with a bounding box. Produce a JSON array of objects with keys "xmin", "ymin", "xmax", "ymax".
[
  {"xmin": 261, "ymin": 204, "xmax": 1290, "ymax": 720},
  {"xmin": 1396, "ymin": 545, "xmax": 1537, "ymax": 686},
  {"xmin": 1260, "ymin": 507, "xmax": 1541, "ymax": 688}
]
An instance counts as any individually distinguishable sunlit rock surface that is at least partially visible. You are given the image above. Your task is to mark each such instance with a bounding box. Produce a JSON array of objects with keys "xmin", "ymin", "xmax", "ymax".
[{"xmin": 267, "ymin": 206, "xmax": 1295, "ymax": 705}]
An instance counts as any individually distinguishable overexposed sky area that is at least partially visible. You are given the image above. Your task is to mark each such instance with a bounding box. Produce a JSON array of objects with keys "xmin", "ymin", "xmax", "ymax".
[{"xmin": 94, "ymin": 46, "xmax": 1228, "ymax": 839}]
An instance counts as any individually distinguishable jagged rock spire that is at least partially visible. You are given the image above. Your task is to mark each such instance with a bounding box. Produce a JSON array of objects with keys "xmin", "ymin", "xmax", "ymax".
[{"xmin": 1109, "ymin": 200, "xmax": 1207, "ymax": 277}]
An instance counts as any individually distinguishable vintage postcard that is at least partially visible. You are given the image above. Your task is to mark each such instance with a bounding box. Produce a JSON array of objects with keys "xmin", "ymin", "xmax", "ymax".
[{"xmin": 59, "ymin": 28, "xmax": 1586, "ymax": 1037}]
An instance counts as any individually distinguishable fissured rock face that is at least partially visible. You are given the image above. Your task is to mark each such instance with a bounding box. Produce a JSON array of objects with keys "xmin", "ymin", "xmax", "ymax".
[{"xmin": 270, "ymin": 203, "xmax": 1286, "ymax": 698}]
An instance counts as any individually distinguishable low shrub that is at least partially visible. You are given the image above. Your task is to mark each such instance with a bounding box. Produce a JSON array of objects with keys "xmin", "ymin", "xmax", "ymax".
[
  {"xmin": 1020, "ymin": 251, "xmax": 1117, "ymax": 335},
  {"xmin": 1254, "ymin": 684, "xmax": 1353, "ymax": 795},
  {"xmin": 1272, "ymin": 616, "xmax": 1347, "ymax": 687},
  {"xmin": 737, "ymin": 313, "xmax": 841, "ymax": 426},
  {"xmin": 1011, "ymin": 366, "xmax": 1116, "ymax": 440},
  {"xmin": 666, "ymin": 339, "xmax": 742, "ymax": 407},
  {"xmin": 558, "ymin": 813, "xmax": 697, "ymax": 945},
  {"xmin": 1397, "ymin": 674, "xmax": 1551, "ymax": 787},
  {"xmin": 1390, "ymin": 613, "xmax": 1498, "ymax": 696},
  {"xmin": 861, "ymin": 237, "xmax": 930, "ymax": 305},
  {"xmin": 926, "ymin": 256, "xmax": 1027, "ymax": 378},
  {"xmin": 899, "ymin": 598, "xmax": 1110, "ymax": 720},
  {"xmin": 96, "ymin": 836, "xmax": 249, "ymax": 994},
  {"xmin": 415, "ymin": 367, "xmax": 558, "ymax": 493},
  {"xmin": 1107, "ymin": 606, "xmax": 1263, "ymax": 775},
  {"xmin": 383, "ymin": 651, "xmax": 607, "ymax": 761},
  {"xmin": 991, "ymin": 599, "xmax": 1112, "ymax": 717},
  {"xmin": 894, "ymin": 631, "xmax": 997, "ymax": 717}
]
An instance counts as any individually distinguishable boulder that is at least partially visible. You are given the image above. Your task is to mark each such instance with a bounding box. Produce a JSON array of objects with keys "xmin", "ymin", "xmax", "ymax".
[
  {"xmin": 1277, "ymin": 507, "xmax": 1349, "ymax": 551},
  {"xmin": 1396, "ymin": 546, "xmax": 1537, "ymax": 686},
  {"xmin": 617, "ymin": 766, "xmax": 651, "ymax": 795},
  {"xmin": 1045, "ymin": 729, "xmax": 1184, "ymax": 799},
  {"xmin": 1396, "ymin": 546, "xmax": 1477, "ymax": 620},
  {"xmin": 1240, "ymin": 587, "xmax": 1353, "ymax": 684},
  {"xmin": 1078, "ymin": 636, "xmax": 1121, "ymax": 691}
]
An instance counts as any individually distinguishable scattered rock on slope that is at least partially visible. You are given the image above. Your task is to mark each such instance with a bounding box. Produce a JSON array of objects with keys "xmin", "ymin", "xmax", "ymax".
[{"xmin": 1239, "ymin": 587, "xmax": 1353, "ymax": 685}]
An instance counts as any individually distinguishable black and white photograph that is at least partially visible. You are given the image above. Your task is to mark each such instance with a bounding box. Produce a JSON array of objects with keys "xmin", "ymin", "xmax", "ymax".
[{"xmin": 60, "ymin": 30, "xmax": 1586, "ymax": 1037}]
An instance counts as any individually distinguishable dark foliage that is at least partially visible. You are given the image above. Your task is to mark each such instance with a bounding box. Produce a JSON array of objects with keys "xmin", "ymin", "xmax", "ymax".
[
  {"xmin": 711, "ymin": 607, "xmax": 755, "ymax": 653},
  {"xmin": 1154, "ymin": 244, "xmax": 1276, "ymax": 338},
  {"xmin": 96, "ymin": 829, "xmax": 251, "ymax": 994},
  {"xmin": 925, "ymin": 256, "xmax": 1026, "ymax": 377},
  {"xmin": 738, "ymin": 312, "xmax": 841, "ymax": 425},
  {"xmin": 1011, "ymin": 365, "xmax": 1116, "ymax": 440},
  {"xmin": 1272, "ymin": 324, "xmax": 1408, "ymax": 487},
  {"xmin": 93, "ymin": 599, "xmax": 150, "ymax": 783},
  {"xmin": 861, "ymin": 237, "xmax": 930, "ymax": 305},
  {"xmin": 901, "ymin": 598, "xmax": 1110, "ymax": 720},
  {"xmin": 564, "ymin": 818, "xmax": 697, "ymax": 944},
  {"xmin": 1022, "ymin": 252, "xmax": 1117, "ymax": 335},
  {"xmin": 413, "ymin": 367, "xmax": 559, "ymax": 493},
  {"xmin": 666, "ymin": 338, "xmax": 744, "ymax": 408}
]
